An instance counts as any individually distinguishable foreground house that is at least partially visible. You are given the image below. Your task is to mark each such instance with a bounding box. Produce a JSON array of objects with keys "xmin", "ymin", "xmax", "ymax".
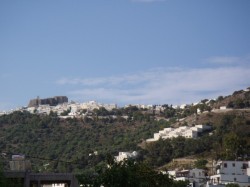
[
  {"xmin": 207, "ymin": 160, "xmax": 250, "ymax": 187},
  {"xmin": 168, "ymin": 168, "xmax": 207, "ymax": 187}
]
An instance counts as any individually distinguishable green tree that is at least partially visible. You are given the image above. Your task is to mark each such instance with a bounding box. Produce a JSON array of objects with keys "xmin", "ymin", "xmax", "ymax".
[
  {"xmin": 223, "ymin": 133, "xmax": 241, "ymax": 160},
  {"xmin": 172, "ymin": 180, "xmax": 190, "ymax": 187},
  {"xmin": 77, "ymin": 159, "xmax": 174, "ymax": 187},
  {"xmin": 0, "ymin": 159, "xmax": 23, "ymax": 187},
  {"xmin": 225, "ymin": 183, "xmax": 240, "ymax": 187},
  {"xmin": 145, "ymin": 138, "xmax": 173, "ymax": 167},
  {"xmin": 217, "ymin": 96, "xmax": 224, "ymax": 102},
  {"xmin": 100, "ymin": 159, "xmax": 173, "ymax": 187},
  {"xmin": 194, "ymin": 159, "xmax": 208, "ymax": 169},
  {"xmin": 0, "ymin": 159, "xmax": 7, "ymax": 187},
  {"xmin": 61, "ymin": 109, "xmax": 71, "ymax": 116}
]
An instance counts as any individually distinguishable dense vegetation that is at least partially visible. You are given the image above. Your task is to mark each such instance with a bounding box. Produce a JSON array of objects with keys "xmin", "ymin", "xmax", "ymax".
[
  {"xmin": 76, "ymin": 159, "xmax": 183, "ymax": 187},
  {"xmin": 0, "ymin": 110, "xmax": 170, "ymax": 173},
  {"xmin": 144, "ymin": 114, "xmax": 250, "ymax": 168}
]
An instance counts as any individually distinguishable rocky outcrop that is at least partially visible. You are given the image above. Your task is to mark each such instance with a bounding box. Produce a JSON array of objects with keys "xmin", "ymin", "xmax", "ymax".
[{"xmin": 28, "ymin": 96, "xmax": 68, "ymax": 107}]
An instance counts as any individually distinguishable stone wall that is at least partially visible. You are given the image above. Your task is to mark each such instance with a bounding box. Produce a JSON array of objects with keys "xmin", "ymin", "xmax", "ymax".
[{"xmin": 28, "ymin": 96, "xmax": 68, "ymax": 107}]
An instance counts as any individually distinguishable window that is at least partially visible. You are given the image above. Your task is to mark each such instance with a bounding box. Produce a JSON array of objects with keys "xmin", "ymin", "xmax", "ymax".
[
  {"xmin": 217, "ymin": 177, "xmax": 220, "ymax": 183},
  {"xmin": 232, "ymin": 163, "xmax": 235, "ymax": 167},
  {"xmin": 242, "ymin": 163, "xmax": 248, "ymax": 169},
  {"xmin": 234, "ymin": 178, "xmax": 237, "ymax": 182},
  {"xmin": 224, "ymin": 163, "xmax": 227, "ymax": 168}
]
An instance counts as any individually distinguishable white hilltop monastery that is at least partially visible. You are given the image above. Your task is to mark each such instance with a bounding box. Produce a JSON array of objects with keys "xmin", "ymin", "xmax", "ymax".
[{"xmin": 23, "ymin": 100, "xmax": 117, "ymax": 117}]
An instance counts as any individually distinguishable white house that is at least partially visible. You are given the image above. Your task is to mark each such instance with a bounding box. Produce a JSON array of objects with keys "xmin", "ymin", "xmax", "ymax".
[
  {"xmin": 146, "ymin": 125, "xmax": 211, "ymax": 142},
  {"xmin": 155, "ymin": 105, "xmax": 165, "ymax": 111},
  {"xmin": 37, "ymin": 105, "xmax": 51, "ymax": 115},
  {"xmin": 27, "ymin": 107, "xmax": 36, "ymax": 113},
  {"xmin": 182, "ymin": 130, "xmax": 198, "ymax": 138},
  {"xmin": 168, "ymin": 168, "xmax": 207, "ymax": 187},
  {"xmin": 219, "ymin": 106, "xmax": 227, "ymax": 110},
  {"xmin": 195, "ymin": 125, "xmax": 211, "ymax": 131},
  {"xmin": 190, "ymin": 127, "xmax": 203, "ymax": 133},
  {"xmin": 102, "ymin": 103, "xmax": 117, "ymax": 111},
  {"xmin": 81, "ymin": 101, "xmax": 100, "ymax": 111},
  {"xmin": 180, "ymin": 104, "xmax": 187, "ymax": 109},
  {"xmin": 146, "ymin": 138, "xmax": 157, "ymax": 142},
  {"xmin": 153, "ymin": 133, "xmax": 161, "ymax": 140},
  {"xmin": 189, "ymin": 168, "xmax": 207, "ymax": 187},
  {"xmin": 197, "ymin": 108, "xmax": 202, "ymax": 114},
  {"xmin": 80, "ymin": 101, "xmax": 117, "ymax": 111},
  {"xmin": 208, "ymin": 160, "xmax": 250, "ymax": 187},
  {"xmin": 114, "ymin": 151, "xmax": 138, "ymax": 162},
  {"xmin": 43, "ymin": 184, "xmax": 67, "ymax": 187},
  {"xmin": 172, "ymin": 105, "xmax": 180, "ymax": 109}
]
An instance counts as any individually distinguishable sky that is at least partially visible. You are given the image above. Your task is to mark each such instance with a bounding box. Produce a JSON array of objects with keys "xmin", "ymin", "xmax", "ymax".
[{"xmin": 0, "ymin": 0, "xmax": 250, "ymax": 111}]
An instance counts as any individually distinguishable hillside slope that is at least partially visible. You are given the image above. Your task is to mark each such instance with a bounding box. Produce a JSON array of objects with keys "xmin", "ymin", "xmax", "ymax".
[{"xmin": 0, "ymin": 88, "xmax": 250, "ymax": 173}]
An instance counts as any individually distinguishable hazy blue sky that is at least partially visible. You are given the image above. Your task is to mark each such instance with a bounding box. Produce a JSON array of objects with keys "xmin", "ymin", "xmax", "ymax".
[{"xmin": 1, "ymin": 0, "xmax": 250, "ymax": 110}]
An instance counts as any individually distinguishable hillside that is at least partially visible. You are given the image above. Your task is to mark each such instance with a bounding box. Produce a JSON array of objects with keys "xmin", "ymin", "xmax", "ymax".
[
  {"xmin": 212, "ymin": 88, "xmax": 250, "ymax": 109},
  {"xmin": 0, "ymin": 88, "xmax": 250, "ymax": 174},
  {"xmin": 0, "ymin": 111, "xmax": 170, "ymax": 173}
]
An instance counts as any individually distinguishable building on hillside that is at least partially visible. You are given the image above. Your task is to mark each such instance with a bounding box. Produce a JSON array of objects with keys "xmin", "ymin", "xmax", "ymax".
[
  {"xmin": 197, "ymin": 108, "xmax": 202, "ymax": 114},
  {"xmin": 168, "ymin": 168, "xmax": 207, "ymax": 187},
  {"xmin": 146, "ymin": 125, "xmax": 211, "ymax": 142},
  {"xmin": 80, "ymin": 101, "xmax": 117, "ymax": 111},
  {"xmin": 207, "ymin": 160, "xmax": 250, "ymax": 187},
  {"xmin": 124, "ymin": 104, "xmax": 153, "ymax": 110},
  {"xmin": 37, "ymin": 105, "xmax": 51, "ymax": 115},
  {"xmin": 114, "ymin": 151, "xmax": 138, "ymax": 162},
  {"xmin": 9, "ymin": 155, "xmax": 31, "ymax": 171},
  {"xmin": 0, "ymin": 111, "xmax": 7, "ymax": 116},
  {"xmin": 182, "ymin": 129, "xmax": 198, "ymax": 138},
  {"xmin": 155, "ymin": 105, "xmax": 165, "ymax": 111},
  {"xmin": 219, "ymin": 106, "xmax": 227, "ymax": 110},
  {"xmin": 172, "ymin": 105, "xmax": 180, "ymax": 109},
  {"xmin": 27, "ymin": 107, "xmax": 36, "ymax": 113},
  {"xmin": 102, "ymin": 103, "xmax": 117, "ymax": 111},
  {"xmin": 180, "ymin": 104, "xmax": 187, "ymax": 109},
  {"xmin": 43, "ymin": 184, "xmax": 67, "ymax": 187}
]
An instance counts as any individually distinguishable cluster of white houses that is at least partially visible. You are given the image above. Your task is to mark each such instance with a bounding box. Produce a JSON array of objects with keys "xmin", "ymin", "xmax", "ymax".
[
  {"xmin": 29, "ymin": 100, "xmax": 117, "ymax": 116},
  {"xmin": 0, "ymin": 102, "xmax": 192, "ymax": 116},
  {"xmin": 0, "ymin": 101, "xmax": 167, "ymax": 117},
  {"xmin": 0, "ymin": 101, "xmax": 117, "ymax": 117},
  {"xmin": 8, "ymin": 152, "xmax": 250, "ymax": 187},
  {"xmin": 146, "ymin": 125, "xmax": 211, "ymax": 142},
  {"xmin": 113, "ymin": 151, "xmax": 250, "ymax": 187},
  {"xmin": 167, "ymin": 160, "xmax": 250, "ymax": 187}
]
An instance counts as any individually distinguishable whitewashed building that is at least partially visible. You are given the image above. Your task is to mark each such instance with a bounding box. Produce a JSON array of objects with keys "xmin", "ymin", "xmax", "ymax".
[
  {"xmin": 114, "ymin": 151, "xmax": 138, "ymax": 162},
  {"xmin": 168, "ymin": 168, "xmax": 207, "ymax": 187},
  {"xmin": 219, "ymin": 106, "xmax": 227, "ymax": 110},
  {"xmin": 208, "ymin": 160, "xmax": 250, "ymax": 187},
  {"xmin": 146, "ymin": 125, "xmax": 211, "ymax": 142}
]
